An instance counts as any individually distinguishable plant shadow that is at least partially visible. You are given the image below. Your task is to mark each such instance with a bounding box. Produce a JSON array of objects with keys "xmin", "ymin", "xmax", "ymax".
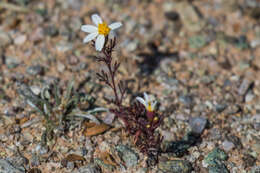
[
  {"xmin": 162, "ymin": 131, "xmax": 202, "ymax": 157},
  {"xmin": 137, "ymin": 42, "xmax": 179, "ymax": 75}
]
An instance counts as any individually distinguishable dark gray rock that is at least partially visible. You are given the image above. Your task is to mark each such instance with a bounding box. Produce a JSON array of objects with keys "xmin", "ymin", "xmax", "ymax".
[
  {"xmin": 189, "ymin": 117, "xmax": 208, "ymax": 135},
  {"xmin": 215, "ymin": 104, "xmax": 227, "ymax": 113},
  {"xmin": 158, "ymin": 160, "xmax": 192, "ymax": 173}
]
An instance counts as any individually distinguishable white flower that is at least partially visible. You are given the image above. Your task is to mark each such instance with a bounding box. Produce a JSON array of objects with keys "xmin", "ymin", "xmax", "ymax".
[
  {"xmin": 81, "ymin": 14, "xmax": 122, "ymax": 51},
  {"xmin": 136, "ymin": 92, "xmax": 157, "ymax": 112}
]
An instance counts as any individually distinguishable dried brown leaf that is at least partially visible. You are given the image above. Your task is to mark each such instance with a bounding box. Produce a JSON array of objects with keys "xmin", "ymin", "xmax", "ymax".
[
  {"xmin": 84, "ymin": 123, "xmax": 110, "ymax": 137},
  {"xmin": 61, "ymin": 154, "xmax": 85, "ymax": 167},
  {"xmin": 100, "ymin": 152, "xmax": 118, "ymax": 167},
  {"xmin": 65, "ymin": 154, "xmax": 85, "ymax": 162}
]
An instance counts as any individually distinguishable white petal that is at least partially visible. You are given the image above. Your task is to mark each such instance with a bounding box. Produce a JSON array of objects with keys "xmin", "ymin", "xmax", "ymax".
[
  {"xmin": 143, "ymin": 92, "xmax": 149, "ymax": 102},
  {"xmin": 109, "ymin": 22, "xmax": 122, "ymax": 30},
  {"xmin": 95, "ymin": 35, "xmax": 105, "ymax": 51},
  {"xmin": 91, "ymin": 14, "xmax": 102, "ymax": 26},
  {"xmin": 136, "ymin": 97, "xmax": 147, "ymax": 107},
  {"xmin": 83, "ymin": 32, "xmax": 98, "ymax": 43},
  {"xmin": 81, "ymin": 25, "xmax": 98, "ymax": 33}
]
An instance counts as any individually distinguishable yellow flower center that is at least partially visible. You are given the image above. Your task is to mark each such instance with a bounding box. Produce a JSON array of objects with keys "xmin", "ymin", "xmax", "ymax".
[
  {"xmin": 98, "ymin": 23, "xmax": 110, "ymax": 36},
  {"xmin": 146, "ymin": 124, "xmax": 151, "ymax": 128},
  {"xmin": 153, "ymin": 117, "xmax": 158, "ymax": 122},
  {"xmin": 147, "ymin": 101, "xmax": 153, "ymax": 112}
]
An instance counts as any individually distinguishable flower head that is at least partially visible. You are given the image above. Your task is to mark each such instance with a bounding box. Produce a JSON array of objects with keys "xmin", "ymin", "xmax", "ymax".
[
  {"xmin": 136, "ymin": 92, "xmax": 157, "ymax": 112},
  {"xmin": 81, "ymin": 14, "xmax": 122, "ymax": 51}
]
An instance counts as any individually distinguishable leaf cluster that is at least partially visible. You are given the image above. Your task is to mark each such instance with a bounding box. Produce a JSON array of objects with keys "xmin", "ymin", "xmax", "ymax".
[{"xmin": 17, "ymin": 81, "xmax": 98, "ymax": 143}]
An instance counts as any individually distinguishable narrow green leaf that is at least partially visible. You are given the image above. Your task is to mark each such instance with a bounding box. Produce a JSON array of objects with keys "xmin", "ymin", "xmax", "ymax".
[
  {"xmin": 65, "ymin": 80, "xmax": 74, "ymax": 101},
  {"xmin": 54, "ymin": 83, "xmax": 61, "ymax": 106}
]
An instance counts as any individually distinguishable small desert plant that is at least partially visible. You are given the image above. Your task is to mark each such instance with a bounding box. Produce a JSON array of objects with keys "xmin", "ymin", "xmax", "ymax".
[
  {"xmin": 18, "ymin": 81, "xmax": 104, "ymax": 145},
  {"xmin": 81, "ymin": 14, "xmax": 164, "ymax": 165}
]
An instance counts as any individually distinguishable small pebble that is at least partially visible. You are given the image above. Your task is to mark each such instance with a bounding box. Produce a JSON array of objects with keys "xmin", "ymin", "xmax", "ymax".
[
  {"xmin": 35, "ymin": 144, "xmax": 49, "ymax": 155},
  {"xmin": 252, "ymin": 143, "xmax": 260, "ymax": 154},
  {"xmin": 0, "ymin": 134, "xmax": 8, "ymax": 142},
  {"xmin": 215, "ymin": 104, "xmax": 227, "ymax": 113},
  {"xmin": 158, "ymin": 160, "xmax": 192, "ymax": 173},
  {"xmin": 160, "ymin": 130, "xmax": 175, "ymax": 141},
  {"xmin": 66, "ymin": 162, "xmax": 75, "ymax": 169},
  {"xmin": 5, "ymin": 56, "xmax": 21, "ymax": 69},
  {"xmin": 44, "ymin": 25, "xmax": 58, "ymax": 37},
  {"xmin": 238, "ymin": 79, "xmax": 252, "ymax": 96},
  {"xmin": 179, "ymin": 95, "xmax": 193, "ymax": 106},
  {"xmin": 30, "ymin": 86, "xmax": 41, "ymax": 95},
  {"xmin": 0, "ymin": 31, "xmax": 12, "ymax": 47},
  {"xmin": 68, "ymin": 0, "xmax": 83, "ymax": 10},
  {"xmin": 250, "ymin": 39, "xmax": 260, "ymax": 48},
  {"xmin": 245, "ymin": 91, "xmax": 254, "ymax": 102},
  {"xmin": 57, "ymin": 61, "xmax": 66, "ymax": 72},
  {"xmin": 222, "ymin": 140, "xmax": 235, "ymax": 152},
  {"xmin": 30, "ymin": 27, "xmax": 44, "ymax": 42},
  {"xmin": 253, "ymin": 122, "xmax": 260, "ymax": 130},
  {"xmin": 14, "ymin": 35, "xmax": 27, "ymax": 45},
  {"xmin": 26, "ymin": 65, "xmax": 44, "ymax": 76},
  {"xmin": 102, "ymin": 112, "xmax": 115, "ymax": 125}
]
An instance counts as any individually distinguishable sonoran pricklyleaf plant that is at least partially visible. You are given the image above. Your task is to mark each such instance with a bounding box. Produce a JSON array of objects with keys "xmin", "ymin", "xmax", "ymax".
[
  {"xmin": 81, "ymin": 14, "xmax": 164, "ymax": 165},
  {"xmin": 18, "ymin": 81, "xmax": 105, "ymax": 145}
]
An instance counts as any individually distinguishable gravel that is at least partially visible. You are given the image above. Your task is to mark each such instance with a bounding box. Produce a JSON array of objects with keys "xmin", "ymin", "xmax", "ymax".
[
  {"xmin": 115, "ymin": 145, "xmax": 139, "ymax": 168},
  {"xmin": 0, "ymin": 158, "xmax": 25, "ymax": 173}
]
